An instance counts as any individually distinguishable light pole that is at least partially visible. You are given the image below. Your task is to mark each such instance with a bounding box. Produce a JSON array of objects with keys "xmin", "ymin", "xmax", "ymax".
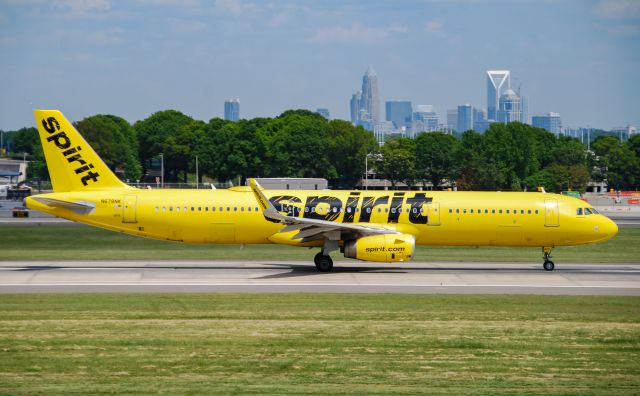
[
  {"xmin": 195, "ymin": 155, "xmax": 199, "ymax": 189},
  {"xmin": 159, "ymin": 153, "xmax": 164, "ymax": 188}
]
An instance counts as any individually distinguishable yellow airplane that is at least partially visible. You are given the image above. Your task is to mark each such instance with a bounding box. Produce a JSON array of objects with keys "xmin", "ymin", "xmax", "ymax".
[{"xmin": 26, "ymin": 110, "xmax": 618, "ymax": 272}]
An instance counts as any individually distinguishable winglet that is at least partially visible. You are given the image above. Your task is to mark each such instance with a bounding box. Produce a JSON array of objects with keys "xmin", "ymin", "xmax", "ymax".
[{"xmin": 248, "ymin": 178, "xmax": 288, "ymax": 222}]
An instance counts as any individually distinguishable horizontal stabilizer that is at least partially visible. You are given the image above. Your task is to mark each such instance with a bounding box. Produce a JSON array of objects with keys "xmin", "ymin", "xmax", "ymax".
[{"xmin": 32, "ymin": 197, "xmax": 96, "ymax": 215}]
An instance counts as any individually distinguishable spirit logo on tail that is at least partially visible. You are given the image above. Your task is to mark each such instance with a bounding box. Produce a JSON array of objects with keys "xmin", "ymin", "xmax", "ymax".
[{"xmin": 42, "ymin": 116, "xmax": 100, "ymax": 186}]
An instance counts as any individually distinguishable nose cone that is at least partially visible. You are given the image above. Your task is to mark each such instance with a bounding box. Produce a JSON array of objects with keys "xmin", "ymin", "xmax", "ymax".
[{"xmin": 596, "ymin": 216, "xmax": 618, "ymax": 242}]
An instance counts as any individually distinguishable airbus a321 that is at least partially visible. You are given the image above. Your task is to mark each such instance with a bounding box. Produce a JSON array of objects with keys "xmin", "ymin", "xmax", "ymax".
[{"xmin": 26, "ymin": 110, "xmax": 618, "ymax": 272}]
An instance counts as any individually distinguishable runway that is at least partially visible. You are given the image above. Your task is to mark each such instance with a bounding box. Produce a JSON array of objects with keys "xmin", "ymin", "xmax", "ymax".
[{"xmin": 1, "ymin": 261, "xmax": 639, "ymax": 295}]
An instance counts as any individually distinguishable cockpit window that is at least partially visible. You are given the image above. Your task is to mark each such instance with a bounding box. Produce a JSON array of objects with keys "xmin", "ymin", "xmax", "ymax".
[
  {"xmin": 577, "ymin": 208, "xmax": 583, "ymax": 215},
  {"xmin": 590, "ymin": 208, "xmax": 599, "ymax": 215},
  {"xmin": 584, "ymin": 208, "xmax": 593, "ymax": 215}
]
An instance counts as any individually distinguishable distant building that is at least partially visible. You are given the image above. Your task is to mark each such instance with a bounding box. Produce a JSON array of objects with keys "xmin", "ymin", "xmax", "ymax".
[
  {"xmin": 412, "ymin": 105, "xmax": 439, "ymax": 134},
  {"xmin": 350, "ymin": 91, "xmax": 361, "ymax": 124},
  {"xmin": 447, "ymin": 109, "xmax": 458, "ymax": 132},
  {"xmin": 497, "ymin": 89, "xmax": 521, "ymax": 123},
  {"xmin": 457, "ymin": 104, "xmax": 474, "ymax": 133},
  {"xmin": 224, "ymin": 98, "xmax": 240, "ymax": 121},
  {"xmin": 532, "ymin": 112, "xmax": 562, "ymax": 135},
  {"xmin": 487, "ymin": 70, "xmax": 510, "ymax": 121},
  {"xmin": 316, "ymin": 108, "xmax": 330, "ymax": 119},
  {"xmin": 611, "ymin": 125, "xmax": 637, "ymax": 140},
  {"xmin": 385, "ymin": 101, "xmax": 413, "ymax": 130},
  {"xmin": 361, "ymin": 66, "xmax": 380, "ymax": 123},
  {"xmin": 350, "ymin": 66, "xmax": 380, "ymax": 127},
  {"xmin": 520, "ymin": 95, "xmax": 529, "ymax": 124}
]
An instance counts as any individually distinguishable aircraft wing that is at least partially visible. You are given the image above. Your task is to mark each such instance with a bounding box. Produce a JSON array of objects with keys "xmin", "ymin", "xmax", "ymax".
[
  {"xmin": 249, "ymin": 178, "xmax": 398, "ymax": 243},
  {"xmin": 31, "ymin": 196, "xmax": 96, "ymax": 215}
]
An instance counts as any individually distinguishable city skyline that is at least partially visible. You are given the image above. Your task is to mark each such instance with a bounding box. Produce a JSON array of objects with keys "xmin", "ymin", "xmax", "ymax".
[{"xmin": 0, "ymin": 1, "xmax": 638, "ymax": 131}]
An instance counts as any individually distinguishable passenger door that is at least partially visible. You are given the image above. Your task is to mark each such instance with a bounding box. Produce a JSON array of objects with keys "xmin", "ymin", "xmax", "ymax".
[{"xmin": 544, "ymin": 199, "xmax": 559, "ymax": 227}]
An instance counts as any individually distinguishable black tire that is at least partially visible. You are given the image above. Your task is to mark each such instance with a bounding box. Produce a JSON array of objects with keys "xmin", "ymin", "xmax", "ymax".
[
  {"xmin": 314, "ymin": 253, "xmax": 333, "ymax": 272},
  {"xmin": 543, "ymin": 260, "xmax": 555, "ymax": 271}
]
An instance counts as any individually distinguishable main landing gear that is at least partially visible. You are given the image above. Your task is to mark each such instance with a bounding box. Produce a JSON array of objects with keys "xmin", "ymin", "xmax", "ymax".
[
  {"xmin": 314, "ymin": 252, "xmax": 333, "ymax": 272},
  {"xmin": 542, "ymin": 247, "xmax": 555, "ymax": 271}
]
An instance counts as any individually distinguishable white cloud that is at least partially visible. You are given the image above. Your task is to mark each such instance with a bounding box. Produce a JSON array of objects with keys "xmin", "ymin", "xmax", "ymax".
[
  {"xmin": 425, "ymin": 19, "xmax": 445, "ymax": 37},
  {"xmin": 268, "ymin": 11, "xmax": 288, "ymax": 28},
  {"xmin": 214, "ymin": 0, "xmax": 257, "ymax": 16},
  {"xmin": 53, "ymin": 0, "xmax": 111, "ymax": 14},
  {"xmin": 309, "ymin": 23, "xmax": 407, "ymax": 44},
  {"xmin": 595, "ymin": 0, "xmax": 640, "ymax": 19},
  {"xmin": 607, "ymin": 23, "xmax": 640, "ymax": 36},
  {"xmin": 169, "ymin": 18, "xmax": 207, "ymax": 33}
]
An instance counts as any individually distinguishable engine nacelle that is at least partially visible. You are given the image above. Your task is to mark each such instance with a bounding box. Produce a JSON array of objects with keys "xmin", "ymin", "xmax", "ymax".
[{"xmin": 343, "ymin": 234, "xmax": 415, "ymax": 263}]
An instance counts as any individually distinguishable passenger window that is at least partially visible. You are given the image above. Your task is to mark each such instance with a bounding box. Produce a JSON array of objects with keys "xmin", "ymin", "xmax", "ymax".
[
  {"xmin": 162, "ymin": 206, "xmax": 166, "ymax": 212},
  {"xmin": 227, "ymin": 207, "xmax": 230, "ymax": 211},
  {"xmin": 499, "ymin": 209, "xmax": 502, "ymax": 214},
  {"xmin": 506, "ymin": 210, "xmax": 510, "ymax": 214},
  {"xmin": 176, "ymin": 207, "xmax": 181, "ymax": 212},
  {"xmin": 346, "ymin": 207, "xmax": 351, "ymax": 213},
  {"xmin": 492, "ymin": 209, "xmax": 495, "ymax": 214},
  {"xmin": 520, "ymin": 210, "xmax": 524, "ymax": 214},
  {"xmin": 484, "ymin": 209, "xmax": 488, "ymax": 214},
  {"xmin": 241, "ymin": 207, "xmax": 244, "ymax": 212},
  {"xmin": 255, "ymin": 207, "xmax": 259, "ymax": 212},
  {"xmin": 212, "ymin": 207, "xmax": 216, "ymax": 212},
  {"xmin": 527, "ymin": 209, "xmax": 531, "ymax": 214},
  {"xmin": 367, "ymin": 208, "xmax": 372, "ymax": 213},
  {"xmin": 449, "ymin": 209, "xmax": 452, "ymax": 213},
  {"xmin": 205, "ymin": 207, "xmax": 208, "ymax": 212},
  {"xmin": 198, "ymin": 207, "xmax": 202, "ymax": 211},
  {"xmin": 463, "ymin": 209, "xmax": 467, "ymax": 214},
  {"xmin": 470, "ymin": 209, "xmax": 474, "ymax": 214},
  {"xmin": 535, "ymin": 210, "xmax": 539, "ymax": 214},
  {"xmin": 248, "ymin": 207, "xmax": 252, "ymax": 212},
  {"xmin": 234, "ymin": 207, "xmax": 238, "ymax": 212},
  {"xmin": 456, "ymin": 209, "xmax": 459, "ymax": 214}
]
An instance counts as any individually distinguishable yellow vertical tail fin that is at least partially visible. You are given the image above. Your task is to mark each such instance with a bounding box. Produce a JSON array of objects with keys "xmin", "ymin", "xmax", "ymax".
[{"xmin": 33, "ymin": 110, "xmax": 130, "ymax": 192}]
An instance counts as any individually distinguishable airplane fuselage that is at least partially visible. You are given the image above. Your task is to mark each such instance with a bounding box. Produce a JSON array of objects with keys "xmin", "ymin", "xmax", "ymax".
[{"xmin": 26, "ymin": 187, "xmax": 616, "ymax": 248}]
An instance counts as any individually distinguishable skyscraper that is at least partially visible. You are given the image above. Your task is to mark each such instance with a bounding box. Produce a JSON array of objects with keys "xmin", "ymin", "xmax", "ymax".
[
  {"xmin": 532, "ymin": 112, "xmax": 562, "ymax": 135},
  {"xmin": 385, "ymin": 101, "xmax": 413, "ymax": 129},
  {"xmin": 224, "ymin": 98, "xmax": 240, "ymax": 121},
  {"xmin": 447, "ymin": 109, "xmax": 458, "ymax": 132},
  {"xmin": 361, "ymin": 66, "xmax": 380, "ymax": 123},
  {"xmin": 457, "ymin": 104, "xmax": 474, "ymax": 132},
  {"xmin": 497, "ymin": 89, "xmax": 521, "ymax": 123},
  {"xmin": 350, "ymin": 91, "xmax": 361, "ymax": 124},
  {"xmin": 487, "ymin": 70, "xmax": 510, "ymax": 121}
]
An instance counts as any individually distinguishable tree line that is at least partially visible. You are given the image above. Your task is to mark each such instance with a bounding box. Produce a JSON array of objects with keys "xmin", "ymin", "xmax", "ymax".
[{"xmin": 2, "ymin": 109, "xmax": 639, "ymax": 192}]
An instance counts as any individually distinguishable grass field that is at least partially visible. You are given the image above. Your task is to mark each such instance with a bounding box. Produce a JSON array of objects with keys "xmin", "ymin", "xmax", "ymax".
[
  {"xmin": 1, "ymin": 224, "xmax": 639, "ymax": 263},
  {"xmin": 0, "ymin": 294, "xmax": 638, "ymax": 394}
]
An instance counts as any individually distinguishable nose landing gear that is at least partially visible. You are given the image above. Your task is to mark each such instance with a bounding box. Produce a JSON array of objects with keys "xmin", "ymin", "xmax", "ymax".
[{"xmin": 542, "ymin": 247, "xmax": 554, "ymax": 271}]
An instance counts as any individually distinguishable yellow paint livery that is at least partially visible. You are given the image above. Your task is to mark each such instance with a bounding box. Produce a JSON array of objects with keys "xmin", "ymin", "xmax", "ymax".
[{"xmin": 26, "ymin": 110, "xmax": 618, "ymax": 272}]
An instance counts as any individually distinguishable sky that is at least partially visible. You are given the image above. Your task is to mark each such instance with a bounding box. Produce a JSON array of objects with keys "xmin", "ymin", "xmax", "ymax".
[{"xmin": 0, "ymin": 0, "xmax": 638, "ymax": 131}]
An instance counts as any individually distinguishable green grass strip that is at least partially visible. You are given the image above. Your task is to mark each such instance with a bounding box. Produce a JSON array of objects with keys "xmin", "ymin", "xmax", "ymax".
[
  {"xmin": 1, "ymin": 224, "xmax": 639, "ymax": 262},
  {"xmin": 0, "ymin": 294, "xmax": 639, "ymax": 394}
]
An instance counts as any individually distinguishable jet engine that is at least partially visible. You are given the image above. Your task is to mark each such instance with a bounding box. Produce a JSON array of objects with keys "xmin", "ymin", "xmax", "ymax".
[{"xmin": 343, "ymin": 234, "xmax": 415, "ymax": 262}]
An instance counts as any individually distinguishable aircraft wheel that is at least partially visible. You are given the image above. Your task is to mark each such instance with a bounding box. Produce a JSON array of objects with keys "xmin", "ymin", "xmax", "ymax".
[
  {"xmin": 314, "ymin": 252, "xmax": 333, "ymax": 272},
  {"xmin": 543, "ymin": 260, "xmax": 555, "ymax": 271}
]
